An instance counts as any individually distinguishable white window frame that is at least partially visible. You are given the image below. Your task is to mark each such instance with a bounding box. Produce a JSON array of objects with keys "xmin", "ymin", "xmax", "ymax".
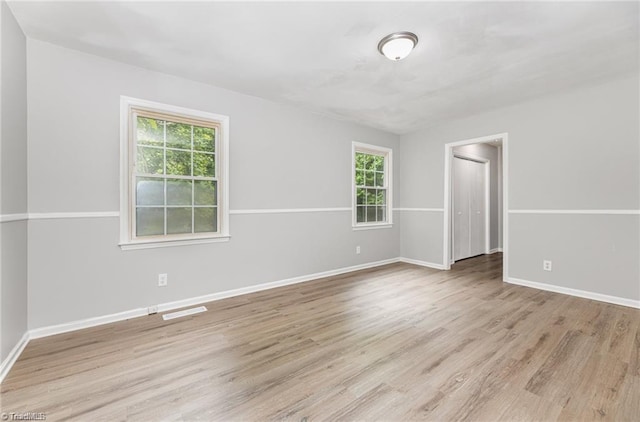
[
  {"xmin": 119, "ymin": 96, "xmax": 230, "ymax": 250},
  {"xmin": 352, "ymin": 142, "xmax": 393, "ymax": 230}
]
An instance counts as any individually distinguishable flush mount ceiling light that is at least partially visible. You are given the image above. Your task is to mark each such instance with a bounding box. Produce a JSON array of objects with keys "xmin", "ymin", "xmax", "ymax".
[{"xmin": 377, "ymin": 31, "xmax": 418, "ymax": 61}]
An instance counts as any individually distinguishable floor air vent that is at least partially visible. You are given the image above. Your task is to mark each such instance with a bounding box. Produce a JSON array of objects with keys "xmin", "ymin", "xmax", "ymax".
[{"xmin": 162, "ymin": 306, "xmax": 207, "ymax": 321}]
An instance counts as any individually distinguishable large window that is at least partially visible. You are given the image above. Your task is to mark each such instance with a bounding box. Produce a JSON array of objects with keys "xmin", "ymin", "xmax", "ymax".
[
  {"xmin": 120, "ymin": 97, "xmax": 229, "ymax": 249},
  {"xmin": 353, "ymin": 142, "xmax": 392, "ymax": 228}
]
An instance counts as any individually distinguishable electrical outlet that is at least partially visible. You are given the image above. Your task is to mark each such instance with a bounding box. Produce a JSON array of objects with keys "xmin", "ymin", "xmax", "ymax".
[
  {"xmin": 158, "ymin": 273, "xmax": 168, "ymax": 287},
  {"xmin": 543, "ymin": 260, "xmax": 552, "ymax": 271},
  {"xmin": 356, "ymin": 246, "xmax": 361, "ymax": 255},
  {"xmin": 148, "ymin": 305, "xmax": 158, "ymax": 315}
]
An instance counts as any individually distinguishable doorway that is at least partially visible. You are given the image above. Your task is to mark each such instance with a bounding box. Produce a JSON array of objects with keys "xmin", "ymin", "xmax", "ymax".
[{"xmin": 443, "ymin": 133, "xmax": 508, "ymax": 280}]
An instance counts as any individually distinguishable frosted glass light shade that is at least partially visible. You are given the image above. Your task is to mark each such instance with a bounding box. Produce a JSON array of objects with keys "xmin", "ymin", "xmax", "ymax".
[{"xmin": 378, "ymin": 32, "xmax": 418, "ymax": 61}]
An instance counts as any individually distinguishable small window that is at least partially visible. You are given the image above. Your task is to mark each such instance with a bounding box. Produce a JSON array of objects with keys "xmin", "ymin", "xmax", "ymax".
[
  {"xmin": 120, "ymin": 97, "xmax": 229, "ymax": 249},
  {"xmin": 353, "ymin": 142, "xmax": 392, "ymax": 228}
]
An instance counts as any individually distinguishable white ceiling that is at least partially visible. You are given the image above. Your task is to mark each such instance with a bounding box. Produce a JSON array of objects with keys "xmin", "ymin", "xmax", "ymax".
[{"xmin": 8, "ymin": 1, "xmax": 639, "ymax": 135}]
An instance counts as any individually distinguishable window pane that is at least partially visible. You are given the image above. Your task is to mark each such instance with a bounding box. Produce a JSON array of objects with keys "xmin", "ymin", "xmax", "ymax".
[
  {"xmin": 195, "ymin": 207, "xmax": 217, "ymax": 233},
  {"xmin": 166, "ymin": 150, "xmax": 192, "ymax": 176},
  {"xmin": 137, "ymin": 117, "xmax": 164, "ymax": 146},
  {"xmin": 194, "ymin": 180, "xmax": 216, "ymax": 206},
  {"xmin": 356, "ymin": 187, "xmax": 365, "ymax": 205},
  {"xmin": 363, "ymin": 154, "xmax": 373, "ymax": 170},
  {"xmin": 136, "ymin": 177, "xmax": 164, "ymax": 206},
  {"xmin": 166, "ymin": 122, "xmax": 191, "ymax": 149},
  {"xmin": 366, "ymin": 206, "xmax": 377, "ymax": 222},
  {"xmin": 137, "ymin": 146, "xmax": 164, "ymax": 174},
  {"xmin": 366, "ymin": 188, "xmax": 377, "ymax": 205},
  {"xmin": 167, "ymin": 179, "xmax": 192, "ymax": 205},
  {"xmin": 355, "ymin": 170, "xmax": 365, "ymax": 187},
  {"xmin": 365, "ymin": 171, "xmax": 374, "ymax": 186},
  {"xmin": 167, "ymin": 207, "xmax": 192, "ymax": 234},
  {"xmin": 356, "ymin": 206, "xmax": 365, "ymax": 223},
  {"xmin": 193, "ymin": 152, "xmax": 215, "ymax": 177},
  {"xmin": 194, "ymin": 126, "xmax": 215, "ymax": 152},
  {"xmin": 377, "ymin": 206, "xmax": 386, "ymax": 222},
  {"xmin": 136, "ymin": 207, "xmax": 164, "ymax": 236},
  {"xmin": 375, "ymin": 171, "xmax": 384, "ymax": 187},
  {"xmin": 355, "ymin": 153, "xmax": 366, "ymax": 170},
  {"xmin": 374, "ymin": 155, "xmax": 384, "ymax": 171},
  {"xmin": 377, "ymin": 189, "xmax": 386, "ymax": 205}
]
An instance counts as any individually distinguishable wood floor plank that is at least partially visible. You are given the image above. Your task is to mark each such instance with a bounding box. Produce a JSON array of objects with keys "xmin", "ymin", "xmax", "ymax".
[{"xmin": 2, "ymin": 253, "xmax": 639, "ymax": 421}]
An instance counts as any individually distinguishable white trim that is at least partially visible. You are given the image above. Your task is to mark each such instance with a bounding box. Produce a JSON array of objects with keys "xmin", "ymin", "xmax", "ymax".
[
  {"xmin": 446, "ymin": 133, "xmax": 505, "ymax": 148},
  {"xmin": 28, "ymin": 258, "xmax": 400, "ymax": 339},
  {"xmin": 503, "ymin": 136, "xmax": 509, "ymax": 281},
  {"xmin": 352, "ymin": 223, "xmax": 393, "ymax": 231},
  {"xmin": 0, "ymin": 213, "xmax": 28, "ymax": 223},
  {"xmin": 399, "ymin": 257, "xmax": 446, "ymax": 270},
  {"xmin": 506, "ymin": 277, "xmax": 640, "ymax": 309},
  {"xmin": 485, "ymin": 161, "xmax": 490, "ymax": 254},
  {"xmin": 443, "ymin": 132, "xmax": 509, "ymax": 282},
  {"xmin": 497, "ymin": 145, "xmax": 503, "ymax": 250},
  {"xmin": 30, "ymin": 307, "xmax": 149, "ymax": 339},
  {"xmin": 230, "ymin": 207, "xmax": 350, "ymax": 215},
  {"xmin": 0, "ymin": 331, "xmax": 30, "ymax": 384},
  {"xmin": 3, "ymin": 207, "xmax": 424, "ymax": 222},
  {"xmin": 489, "ymin": 248, "xmax": 503, "ymax": 254},
  {"xmin": 509, "ymin": 209, "xmax": 640, "ymax": 215},
  {"xmin": 119, "ymin": 236, "xmax": 230, "ymax": 250},
  {"xmin": 29, "ymin": 211, "xmax": 119, "ymax": 220},
  {"xmin": 17, "ymin": 209, "xmax": 639, "ymax": 222},
  {"xmin": 393, "ymin": 208, "xmax": 444, "ymax": 212}
]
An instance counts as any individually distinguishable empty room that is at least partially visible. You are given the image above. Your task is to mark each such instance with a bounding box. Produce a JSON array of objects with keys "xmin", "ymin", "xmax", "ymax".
[{"xmin": 1, "ymin": 1, "xmax": 639, "ymax": 421}]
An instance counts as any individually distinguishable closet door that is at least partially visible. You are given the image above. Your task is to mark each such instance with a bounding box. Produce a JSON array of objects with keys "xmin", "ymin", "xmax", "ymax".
[
  {"xmin": 469, "ymin": 159, "xmax": 486, "ymax": 257},
  {"xmin": 453, "ymin": 156, "xmax": 487, "ymax": 261},
  {"xmin": 453, "ymin": 157, "xmax": 470, "ymax": 261}
]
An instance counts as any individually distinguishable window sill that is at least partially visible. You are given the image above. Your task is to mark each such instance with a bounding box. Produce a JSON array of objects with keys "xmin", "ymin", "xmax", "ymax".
[
  {"xmin": 352, "ymin": 224, "xmax": 393, "ymax": 231},
  {"xmin": 119, "ymin": 236, "xmax": 230, "ymax": 250}
]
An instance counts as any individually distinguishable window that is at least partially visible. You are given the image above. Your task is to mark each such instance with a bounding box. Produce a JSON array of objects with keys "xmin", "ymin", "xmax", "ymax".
[
  {"xmin": 352, "ymin": 142, "xmax": 392, "ymax": 228},
  {"xmin": 120, "ymin": 97, "xmax": 229, "ymax": 249}
]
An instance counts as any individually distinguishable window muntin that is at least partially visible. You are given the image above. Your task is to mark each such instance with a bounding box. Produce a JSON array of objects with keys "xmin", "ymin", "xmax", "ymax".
[
  {"xmin": 132, "ymin": 112, "xmax": 219, "ymax": 239},
  {"xmin": 353, "ymin": 143, "xmax": 392, "ymax": 227}
]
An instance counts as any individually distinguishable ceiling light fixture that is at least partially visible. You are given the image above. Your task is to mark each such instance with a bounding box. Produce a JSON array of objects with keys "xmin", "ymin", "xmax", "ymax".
[{"xmin": 377, "ymin": 31, "xmax": 418, "ymax": 61}]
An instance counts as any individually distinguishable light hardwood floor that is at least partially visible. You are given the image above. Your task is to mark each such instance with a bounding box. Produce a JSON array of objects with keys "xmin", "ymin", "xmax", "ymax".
[{"xmin": 2, "ymin": 254, "xmax": 639, "ymax": 421}]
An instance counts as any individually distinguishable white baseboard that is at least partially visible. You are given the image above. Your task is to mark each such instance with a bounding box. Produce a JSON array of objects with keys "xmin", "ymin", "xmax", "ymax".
[
  {"xmin": 29, "ymin": 308, "xmax": 148, "ymax": 339},
  {"xmin": 398, "ymin": 257, "xmax": 446, "ymax": 270},
  {"xmin": 488, "ymin": 248, "xmax": 503, "ymax": 254},
  {"xmin": 0, "ymin": 331, "xmax": 30, "ymax": 384},
  {"xmin": 29, "ymin": 258, "xmax": 401, "ymax": 340},
  {"xmin": 506, "ymin": 277, "xmax": 640, "ymax": 309}
]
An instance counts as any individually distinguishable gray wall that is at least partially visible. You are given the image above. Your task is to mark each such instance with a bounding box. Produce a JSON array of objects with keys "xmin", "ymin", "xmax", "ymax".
[
  {"xmin": 453, "ymin": 143, "xmax": 502, "ymax": 251},
  {"xmin": 399, "ymin": 74, "xmax": 639, "ymax": 301},
  {"xmin": 0, "ymin": 0, "xmax": 28, "ymax": 362},
  {"xmin": 26, "ymin": 40, "xmax": 401, "ymax": 329}
]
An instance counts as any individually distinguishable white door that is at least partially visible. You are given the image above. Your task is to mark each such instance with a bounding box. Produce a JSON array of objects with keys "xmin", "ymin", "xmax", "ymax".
[{"xmin": 453, "ymin": 156, "xmax": 487, "ymax": 261}]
